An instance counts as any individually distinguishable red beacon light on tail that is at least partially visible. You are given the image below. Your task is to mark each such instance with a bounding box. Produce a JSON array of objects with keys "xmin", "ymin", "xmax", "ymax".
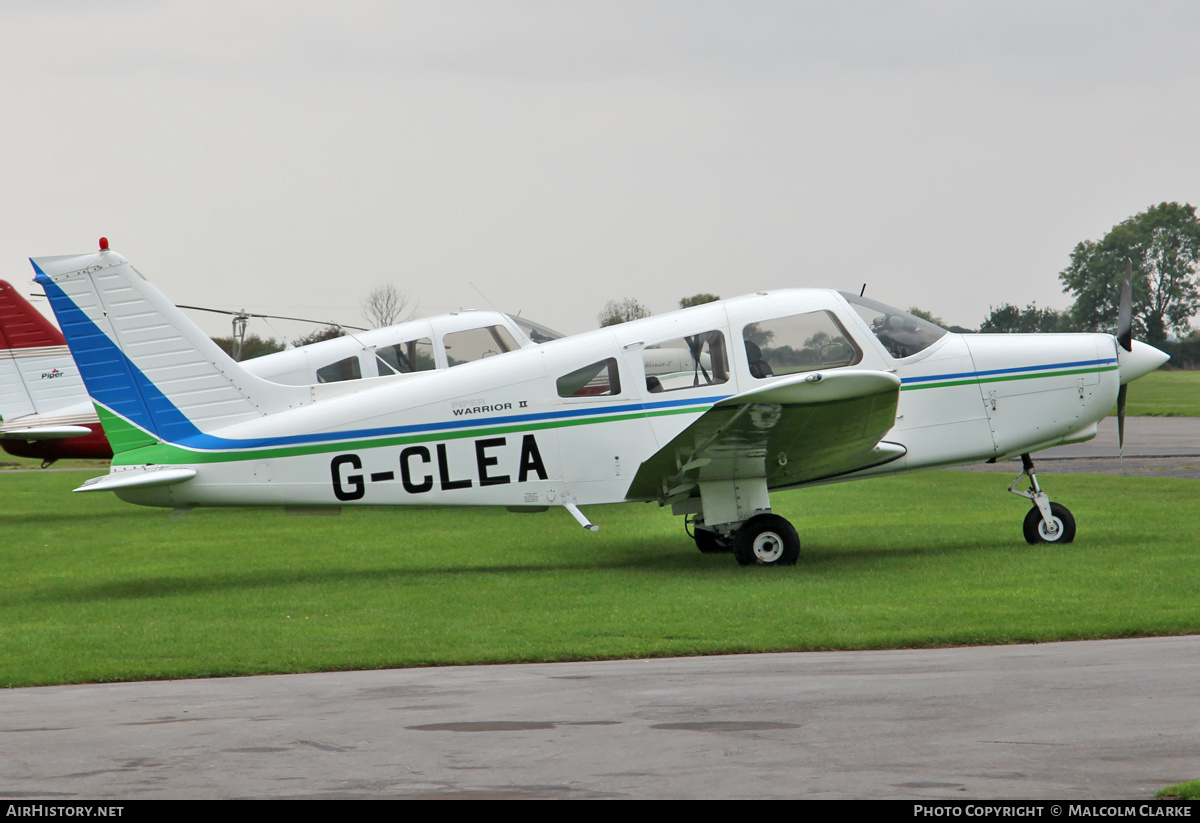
[{"xmin": 98, "ymin": 237, "xmax": 109, "ymax": 251}]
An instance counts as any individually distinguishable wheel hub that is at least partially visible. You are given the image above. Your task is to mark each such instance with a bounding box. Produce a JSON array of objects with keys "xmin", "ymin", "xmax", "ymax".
[
  {"xmin": 752, "ymin": 532, "xmax": 784, "ymax": 563},
  {"xmin": 1038, "ymin": 518, "xmax": 1063, "ymax": 540}
]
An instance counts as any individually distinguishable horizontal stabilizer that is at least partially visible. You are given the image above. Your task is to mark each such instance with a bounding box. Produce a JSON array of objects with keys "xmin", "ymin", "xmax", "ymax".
[{"xmin": 74, "ymin": 466, "xmax": 197, "ymax": 494}]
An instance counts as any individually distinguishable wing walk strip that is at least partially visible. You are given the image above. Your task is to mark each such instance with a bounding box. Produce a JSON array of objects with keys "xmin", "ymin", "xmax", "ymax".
[{"xmin": 901, "ymin": 359, "xmax": 1118, "ymax": 391}]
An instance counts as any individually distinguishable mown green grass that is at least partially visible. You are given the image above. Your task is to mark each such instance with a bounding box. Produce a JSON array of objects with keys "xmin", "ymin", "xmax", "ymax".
[
  {"xmin": 1157, "ymin": 779, "xmax": 1200, "ymax": 800},
  {"xmin": 0, "ymin": 455, "xmax": 110, "ymax": 471},
  {"xmin": 2, "ymin": 469, "xmax": 1197, "ymax": 687},
  {"xmin": 1119, "ymin": 370, "xmax": 1200, "ymax": 417}
]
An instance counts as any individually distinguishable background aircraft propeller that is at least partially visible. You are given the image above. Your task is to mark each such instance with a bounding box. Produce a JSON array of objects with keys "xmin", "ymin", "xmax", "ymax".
[
  {"xmin": 176, "ymin": 305, "xmax": 368, "ymax": 361},
  {"xmin": 29, "ymin": 292, "xmax": 368, "ymax": 362}
]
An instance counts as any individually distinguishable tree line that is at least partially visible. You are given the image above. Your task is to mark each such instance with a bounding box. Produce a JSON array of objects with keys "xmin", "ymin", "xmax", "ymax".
[
  {"xmin": 211, "ymin": 283, "xmax": 416, "ymax": 360},
  {"xmin": 596, "ymin": 202, "xmax": 1200, "ymax": 366}
]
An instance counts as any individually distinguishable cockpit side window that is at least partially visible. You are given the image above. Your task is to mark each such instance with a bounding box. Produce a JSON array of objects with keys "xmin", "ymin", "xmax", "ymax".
[
  {"xmin": 742, "ymin": 311, "xmax": 861, "ymax": 379},
  {"xmin": 375, "ymin": 338, "xmax": 435, "ymax": 375},
  {"xmin": 557, "ymin": 358, "xmax": 621, "ymax": 398},
  {"xmin": 642, "ymin": 330, "xmax": 728, "ymax": 393},
  {"xmin": 444, "ymin": 326, "xmax": 520, "ymax": 367},
  {"xmin": 840, "ymin": 293, "xmax": 948, "ymax": 359},
  {"xmin": 316, "ymin": 356, "xmax": 362, "ymax": 384}
]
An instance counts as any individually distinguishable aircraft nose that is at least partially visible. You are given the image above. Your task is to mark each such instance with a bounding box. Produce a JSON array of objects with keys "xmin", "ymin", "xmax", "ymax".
[{"xmin": 1118, "ymin": 339, "xmax": 1170, "ymax": 385}]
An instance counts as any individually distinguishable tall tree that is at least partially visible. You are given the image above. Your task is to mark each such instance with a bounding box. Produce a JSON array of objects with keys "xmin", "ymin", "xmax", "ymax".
[
  {"xmin": 1059, "ymin": 202, "xmax": 1200, "ymax": 344},
  {"xmin": 361, "ymin": 283, "xmax": 416, "ymax": 329},
  {"xmin": 679, "ymin": 293, "xmax": 720, "ymax": 309},
  {"xmin": 598, "ymin": 298, "xmax": 651, "ymax": 327}
]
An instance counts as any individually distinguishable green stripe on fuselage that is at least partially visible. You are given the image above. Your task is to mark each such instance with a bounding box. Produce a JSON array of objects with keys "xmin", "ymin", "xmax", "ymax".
[
  {"xmin": 111, "ymin": 405, "xmax": 699, "ymax": 467},
  {"xmin": 900, "ymin": 364, "xmax": 1118, "ymax": 392}
]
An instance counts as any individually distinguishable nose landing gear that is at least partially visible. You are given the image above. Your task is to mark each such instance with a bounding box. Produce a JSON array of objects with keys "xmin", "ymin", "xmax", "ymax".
[{"xmin": 1009, "ymin": 453, "xmax": 1076, "ymax": 544}]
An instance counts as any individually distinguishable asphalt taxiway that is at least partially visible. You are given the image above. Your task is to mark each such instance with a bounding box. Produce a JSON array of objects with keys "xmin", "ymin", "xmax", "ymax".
[
  {"xmin": 2, "ymin": 637, "xmax": 1198, "ymax": 800},
  {"xmin": 2, "ymin": 416, "xmax": 1196, "ymax": 800}
]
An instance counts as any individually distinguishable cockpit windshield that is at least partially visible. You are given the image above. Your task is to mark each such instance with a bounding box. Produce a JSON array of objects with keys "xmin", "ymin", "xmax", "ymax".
[
  {"xmin": 840, "ymin": 293, "xmax": 948, "ymax": 359},
  {"xmin": 507, "ymin": 315, "xmax": 565, "ymax": 344}
]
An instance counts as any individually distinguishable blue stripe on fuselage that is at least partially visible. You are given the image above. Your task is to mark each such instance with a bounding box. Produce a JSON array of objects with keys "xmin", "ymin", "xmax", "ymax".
[{"xmin": 900, "ymin": 358, "xmax": 1117, "ymax": 385}]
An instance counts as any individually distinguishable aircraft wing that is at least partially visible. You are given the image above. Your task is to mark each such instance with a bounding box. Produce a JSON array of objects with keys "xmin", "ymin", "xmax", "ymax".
[{"xmin": 626, "ymin": 369, "xmax": 904, "ymax": 502}]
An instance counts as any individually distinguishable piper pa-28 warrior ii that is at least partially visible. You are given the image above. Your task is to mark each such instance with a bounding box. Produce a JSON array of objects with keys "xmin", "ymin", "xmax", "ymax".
[{"xmin": 32, "ymin": 242, "xmax": 1169, "ymax": 566}]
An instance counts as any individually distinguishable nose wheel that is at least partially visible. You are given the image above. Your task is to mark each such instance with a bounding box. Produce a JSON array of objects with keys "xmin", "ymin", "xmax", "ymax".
[
  {"xmin": 1022, "ymin": 501, "xmax": 1076, "ymax": 544},
  {"xmin": 1010, "ymin": 454, "xmax": 1076, "ymax": 545}
]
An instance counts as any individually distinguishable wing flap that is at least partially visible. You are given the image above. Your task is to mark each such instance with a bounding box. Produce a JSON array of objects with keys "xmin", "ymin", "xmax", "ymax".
[{"xmin": 627, "ymin": 369, "xmax": 902, "ymax": 501}]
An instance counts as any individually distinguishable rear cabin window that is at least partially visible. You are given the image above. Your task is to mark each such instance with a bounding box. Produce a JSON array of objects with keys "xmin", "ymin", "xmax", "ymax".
[
  {"xmin": 316, "ymin": 356, "xmax": 362, "ymax": 383},
  {"xmin": 557, "ymin": 358, "xmax": 621, "ymax": 398},
  {"xmin": 375, "ymin": 338, "xmax": 435, "ymax": 375},
  {"xmin": 742, "ymin": 311, "xmax": 861, "ymax": 379},
  {"xmin": 643, "ymin": 330, "xmax": 729, "ymax": 393},
  {"xmin": 444, "ymin": 326, "xmax": 519, "ymax": 367}
]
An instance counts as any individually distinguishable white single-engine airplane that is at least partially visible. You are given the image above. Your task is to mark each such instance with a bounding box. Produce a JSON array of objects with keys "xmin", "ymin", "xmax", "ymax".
[
  {"xmin": 1, "ymin": 273, "xmax": 558, "ymax": 465},
  {"xmin": 32, "ymin": 242, "xmax": 1169, "ymax": 566}
]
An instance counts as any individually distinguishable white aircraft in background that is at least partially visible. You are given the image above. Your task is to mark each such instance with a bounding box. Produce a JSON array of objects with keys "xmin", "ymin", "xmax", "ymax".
[
  {"xmin": 1, "ymin": 273, "xmax": 557, "ymax": 465},
  {"xmin": 32, "ymin": 242, "xmax": 1168, "ymax": 566}
]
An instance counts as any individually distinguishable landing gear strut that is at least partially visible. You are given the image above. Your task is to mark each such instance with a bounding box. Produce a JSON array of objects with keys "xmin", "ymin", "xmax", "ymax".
[
  {"xmin": 688, "ymin": 517, "xmax": 731, "ymax": 554},
  {"xmin": 1009, "ymin": 453, "xmax": 1076, "ymax": 545}
]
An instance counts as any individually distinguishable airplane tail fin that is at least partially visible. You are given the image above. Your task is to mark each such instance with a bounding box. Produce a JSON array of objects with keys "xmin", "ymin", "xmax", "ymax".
[
  {"xmin": 0, "ymin": 279, "xmax": 86, "ymax": 422},
  {"xmin": 31, "ymin": 247, "xmax": 310, "ymax": 452}
]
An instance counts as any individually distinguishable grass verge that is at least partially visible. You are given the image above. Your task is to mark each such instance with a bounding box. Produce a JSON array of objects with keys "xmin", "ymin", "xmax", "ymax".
[
  {"xmin": 1157, "ymin": 780, "xmax": 1200, "ymax": 800},
  {"xmin": 2, "ymin": 469, "xmax": 1197, "ymax": 688},
  {"xmin": 1117, "ymin": 370, "xmax": 1200, "ymax": 417}
]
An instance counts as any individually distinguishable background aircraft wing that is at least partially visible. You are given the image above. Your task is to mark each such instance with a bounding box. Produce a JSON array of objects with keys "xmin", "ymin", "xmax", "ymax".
[{"xmin": 626, "ymin": 370, "xmax": 904, "ymax": 502}]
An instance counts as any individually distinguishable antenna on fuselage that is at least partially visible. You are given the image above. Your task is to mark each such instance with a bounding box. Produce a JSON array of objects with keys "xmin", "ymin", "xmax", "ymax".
[
  {"xmin": 860, "ymin": 283, "xmax": 867, "ymax": 297},
  {"xmin": 469, "ymin": 281, "xmax": 502, "ymax": 314}
]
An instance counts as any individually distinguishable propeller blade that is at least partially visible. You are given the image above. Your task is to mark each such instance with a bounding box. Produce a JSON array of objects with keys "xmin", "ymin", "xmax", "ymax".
[
  {"xmin": 1117, "ymin": 383, "xmax": 1127, "ymax": 457},
  {"xmin": 1116, "ymin": 258, "xmax": 1133, "ymax": 352}
]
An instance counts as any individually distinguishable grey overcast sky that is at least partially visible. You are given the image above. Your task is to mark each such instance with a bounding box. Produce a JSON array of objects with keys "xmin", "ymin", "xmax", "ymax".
[{"xmin": 4, "ymin": 1, "xmax": 1200, "ymax": 340}]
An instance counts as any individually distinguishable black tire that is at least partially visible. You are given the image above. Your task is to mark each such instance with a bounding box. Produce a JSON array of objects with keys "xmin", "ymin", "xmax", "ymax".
[
  {"xmin": 694, "ymin": 528, "xmax": 731, "ymax": 554},
  {"xmin": 1022, "ymin": 502, "xmax": 1076, "ymax": 545},
  {"xmin": 732, "ymin": 514, "xmax": 800, "ymax": 567}
]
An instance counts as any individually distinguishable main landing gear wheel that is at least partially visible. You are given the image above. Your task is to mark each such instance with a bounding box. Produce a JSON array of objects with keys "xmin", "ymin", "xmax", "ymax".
[
  {"xmin": 733, "ymin": 514, "xmax": 800, "ymax": 567},
  {"xmin": 694, "ymin": 529, "xmax": 731, "ymax": 554},
  {"xmin": 1022, "ymin": 502, "xmax": 1076, "ymax": 545}
]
